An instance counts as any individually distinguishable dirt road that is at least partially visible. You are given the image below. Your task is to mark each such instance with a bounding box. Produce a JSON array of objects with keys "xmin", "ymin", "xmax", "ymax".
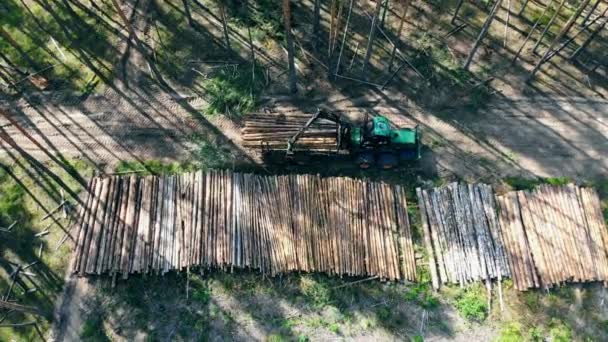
[{"xmin": 1, "ymin": 91, "xmax": 606, "ymax": 182}]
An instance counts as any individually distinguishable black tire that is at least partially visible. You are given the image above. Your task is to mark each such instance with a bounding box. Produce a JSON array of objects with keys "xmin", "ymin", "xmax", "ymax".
[
  {"xmin": 356, "ymin": 152, "xmax": 375, "ymax": 169},
  {"xmin": 378, "ymin": 153, "xmax": 398, "ymax": 169}
]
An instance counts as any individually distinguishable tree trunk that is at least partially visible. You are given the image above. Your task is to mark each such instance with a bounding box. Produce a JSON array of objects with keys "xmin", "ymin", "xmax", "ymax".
[
  {"xmin": 313, "ymin": 0, "xmax": 321, "ymax": 52},
  {"xmin": 463, "ymin": 0, "xmax": 503, "ymax": 70},
  {"xmin": 388, "ymin": 0, "xmax": 411, "ymax": 71},
  {"xmin": 362, "ymin": 0, "xmax": 385, "ymax": 77},
  {"xmin": 381, "ymin": 0, "xmax": 391, "ymax": 29},
  {"xmin": 570, "ymin": 11, "xmax": 608, "ymax": 59},
  {"xmin": 111, "ymin": 0, "xmax": 138, "ymax": 41},
  {"xmin": 329, "ymin": 0, "xmax": 338, "ymax": 57},
  {"xmin": 504, "ymin": 0, "xmax": 512, "ymax": 47},
  {"xmin": 532, "ymin": 0, "xmax": 566, "ymax": 54},
  {"xmin": 452, "ymin": 0, "xmax": 465, "ymax": 25},
  {"xmin": 283, "ymin": 0, "xmax": 298, "ymax": 93},
  {"xmin": 547, "ymin": 12, "xmax": 607, "ymax": 61},
  {"xmin": 335, "ymin": 0, "xmax": 356, "ymax": 77},
  {"xmin": 518, "ymin": 0, "xmax": 530, "ymax": 16},
  {"xmin": 182, "ymin": 0, "xmax": 194, "ymax": 27},
  {"xmin": 512, "ymin": 0, "xmax": 554, "ymax": 64},
  {"xmin": 219, "ymin": 1, "xmax": 232, "ymax": 52},
  {"xmin": 581, "ymin": 0, "xmax": 601, "ymax": 26},
  {"xmin": 527, "ymin": 0, "xmax": 592, "ymax": 82}
]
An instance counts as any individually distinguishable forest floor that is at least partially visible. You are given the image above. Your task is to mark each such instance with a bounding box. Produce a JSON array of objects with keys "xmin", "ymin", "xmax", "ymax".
[{"xmin": 0, "ymin": 0, "xmax": 607, "ymax": 341}]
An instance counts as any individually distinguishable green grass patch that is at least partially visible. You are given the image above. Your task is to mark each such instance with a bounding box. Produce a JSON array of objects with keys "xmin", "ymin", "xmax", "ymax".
[
  {"xmin": 225, "ymin": 0, "xmax": 284, "ymax": 42},
  {"xmin": 115, "ymin": 160, "xmax": 197, "ymax": 175},
  {"xmin": 0, "ymin": 158, "xmax": 93, "ymax": 340},
  {"xmin": 451, "ymin": 284, "xmax": 488, "ymax": 322},
  {"xmin": 80, "ymin": 315, "xmax": 110, "ymax": 341},
  {"xmin": 548, "ymin": 319, "xmax": 572, "ymax": 342},
  {"xmin": 504, "ymin": 176, "xmax": 571, "ymax": 191},
  {"xmin": 201, "ymin": 64, "xmax": 265, "ymax": 117},
  {"xmin": 0, "ymin": 1, "xmax": 118, "ymax": 93},
  {"xmin": 299, "ymin": 275, "xmax": 333, "ymax": 309}
]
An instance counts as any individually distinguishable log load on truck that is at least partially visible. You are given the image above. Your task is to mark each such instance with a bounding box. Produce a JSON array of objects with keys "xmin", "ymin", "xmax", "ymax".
[{"xmin": 242, "ymin": 109, "xmax": 421, "ymax": 169}]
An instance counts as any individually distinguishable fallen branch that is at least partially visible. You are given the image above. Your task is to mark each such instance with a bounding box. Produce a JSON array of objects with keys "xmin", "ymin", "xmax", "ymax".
[
  {"xmin": 332, "ymin": 276, "xmax": 379, "ymax": 289},
  {"xmin": 444, "ymin": 23, "xmax": 467, "ymax": 39},
  {"xmin": 0, "ymin": 301, "xmax": 42, "ymax": 315},
  {"xmin": 41, "ymin": 200, "xmax": 68, "ymax": 222},
  {"xmin": 10, "ymin": 64, "xmax": 57, "ymax": 88},
  {"xmin": 363, "ymin": 10, "xmax": 425, "ymax": 79},
  {"xmin": 381, "ymin": 61, "xmax": 407, "ymax": 90},
  {"xmin": 0, "ymin": 321, "xmax": 37, "ymax": 328},
  {"xmin": 34, "ymin": 230, "xmax": 49, "ymax": 238},
  {"xmin": 0, "ymin": 221, "xmax": 17, "ymax": 231},
  {"xmin": 335, "ymin": 74, "xmax": 382, "ymax": 87},
  {"xmin": 0, "ymin": 309, "xmax": 15, "ymax": 324},
  {"xmin": 107, "ymin": 169, "xmax": 146, "ymax": 176}
]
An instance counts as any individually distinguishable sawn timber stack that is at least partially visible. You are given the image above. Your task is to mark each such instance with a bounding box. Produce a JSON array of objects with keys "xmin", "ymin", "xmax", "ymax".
[{"xmin": 72, "ymin": 171, "xmax": 417, "ymax": 281}]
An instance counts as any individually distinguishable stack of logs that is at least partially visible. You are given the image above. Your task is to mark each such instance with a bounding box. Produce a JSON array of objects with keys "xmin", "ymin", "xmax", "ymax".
[
  {"xmin": 241, "ymin": 112, "xmax": 339, "ymax": 152},
  {"xmin": 497, "ymin": 184, "xmax": 608, "ymax": 291},
  {"xmin": 72, "ymin": 171, "xmax": 416, "ymax": 281},
  {"xmin": 417, "ymin": 183, "xmax": 511, "ymax": 289}
]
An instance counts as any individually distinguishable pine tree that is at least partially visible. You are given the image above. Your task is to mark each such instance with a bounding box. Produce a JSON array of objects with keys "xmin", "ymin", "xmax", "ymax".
[{"xmin": 283, "ymin": 0, "xmax": 298, "ymax": 93}]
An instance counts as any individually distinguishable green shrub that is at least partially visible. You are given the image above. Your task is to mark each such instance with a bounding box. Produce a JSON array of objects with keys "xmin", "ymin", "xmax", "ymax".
[
  {"xmin": 115, "ymin": 160, "xmax": 197, "ymax": 175},
  {"xmin": 192, "ymin": 286, "xmax": 211, "ymax": 305},
  {"xmin": 203, "ymin": 65, "xmax": 260, "ymax": 117},
  {"xmin": 454, "ymin": 286, "xmax": 487, "ymax": 322},
  {"xmin": 527, "ymin": 327, "xmax": 544, "ymax": 341},
  {"xmin": 549, "ymin": 319, "xmax": 572, "ymax": 342},
  {"xmin": 376, "ymin": 307, "xmax": 391, "ymax": 321},
  {"xmin": 404, "ymin": 281, "xmax": 440, "ymax": 309},
  {"xmin": 412, "ymin": 335, "xmax": 424, "ymax": 342},
  {"xmin": 300, "ymin": 276, "xmax": 332, "ymax": 308},
  {"xmin": 81, "ymin": 316, "xmax": 110, "ymax": 341},
  {"xmin": 497, "ymin": 322, "xmax": 523, "ymax": 342}
]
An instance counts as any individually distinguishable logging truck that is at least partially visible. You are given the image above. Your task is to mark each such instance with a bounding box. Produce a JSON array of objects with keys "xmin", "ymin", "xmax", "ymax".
[{"xmin": 286, "ymin": 109, "xmax": 422, "ymax": 169}]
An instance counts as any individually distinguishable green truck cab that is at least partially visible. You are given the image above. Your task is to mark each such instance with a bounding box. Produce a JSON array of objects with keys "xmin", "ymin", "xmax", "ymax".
[{"xmin": 348, "ymin": 116, "xmax": 421, "ymax": 169}]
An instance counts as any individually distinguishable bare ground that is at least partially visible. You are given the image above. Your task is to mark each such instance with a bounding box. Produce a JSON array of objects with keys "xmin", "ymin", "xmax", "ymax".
[{"xmin": 2, "ymin": 88, "xmax": 606, "ymax": 181}]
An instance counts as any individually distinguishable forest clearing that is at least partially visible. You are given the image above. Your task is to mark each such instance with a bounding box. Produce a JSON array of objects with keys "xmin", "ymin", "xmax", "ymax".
[{"xmin": 0, "ymin": 0, "xmax": 607, "ymax": 341}]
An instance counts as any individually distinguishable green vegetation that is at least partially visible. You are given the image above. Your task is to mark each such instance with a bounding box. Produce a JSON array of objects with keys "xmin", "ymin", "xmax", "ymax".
[
  {"xmin": 548, "ymin": 319, "xmax": 572, "ymax": 342},
  {"xmin": 450, "ymin": 284, "xmax": 487, "ymax": 322},
  {"xmin": 504, "ymin": 176, "xmax": 571, "ymax": 191},
  {"xmin": 591, "ymin": 178, "xmax": 608, "ymax": 224},
  {"xmin": 201, "ymin": 64, "xmax": 265, "ymax": 117},
  {"xmin": 81, "ymin": 315, "xmax": 110, "ymax": 341},
  {"xmin": 0, "ymin": 158, "xmax": 93, "ymax": 340},
  {"xmin": 404, "ymin": 267, "xmax": 440, "ymax": 309},
  {"xmin": 408, "ymin": 31, "xmax": 492, "ymax": 109},
  {"xmin": 115, "ymin": 160, "xmax": 197, "ymax": 175},
  {"xmin": 0, "ymin": 1, "xmax": 118, "ymax": 93},
  {"xmin": 226, "ymin": 0, "xmax": 284, "ymax": 42},
  {"xmin": 299, "ymin": 275, "xmax": 333, "ymax": 309}
]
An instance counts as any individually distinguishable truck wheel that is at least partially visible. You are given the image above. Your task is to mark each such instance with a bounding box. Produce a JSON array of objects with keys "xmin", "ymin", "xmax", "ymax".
[
  {"xmin": 378, "ymin": 153, "xmax": 398, "ymax": 169},
  {"xmin": 356, "ymin": 152, "xmax": 375, "ymax": 169}
]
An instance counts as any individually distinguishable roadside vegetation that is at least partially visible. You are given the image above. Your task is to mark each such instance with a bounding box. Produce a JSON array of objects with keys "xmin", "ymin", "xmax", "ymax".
[{"xmin": 0, "ymin": 158, "xmax": 92, "ymax": 340}]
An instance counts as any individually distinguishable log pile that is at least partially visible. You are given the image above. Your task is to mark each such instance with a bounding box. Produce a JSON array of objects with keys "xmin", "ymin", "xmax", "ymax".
[
  {"xmin": 417, "ymin": 183, "xmax": 511, "ymax": 289},
  {"xmin": 241, "ymin": 113, "xmax": 339, "ymax": 152},
  {"xmin": 497, "ymin": 184, "xmax": 608, "ymax": 291},
  {"xmin": 72, "ymin": 171, "xmax": 416, "ymax": 281}
]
